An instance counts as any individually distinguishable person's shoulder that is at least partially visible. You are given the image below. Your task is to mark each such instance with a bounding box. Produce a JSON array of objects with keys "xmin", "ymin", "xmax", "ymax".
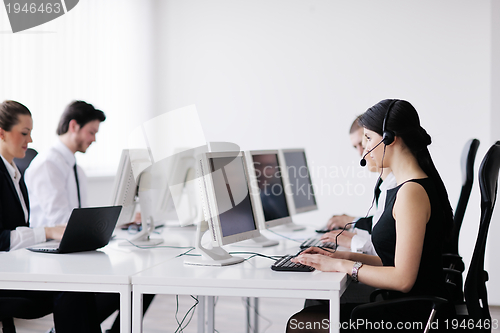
[
  {"xmin": 27, "ymin": 147, "xmax": 67, "ymax": 174},
  {"xmin": 397, "ymin": 180, "xmax": 430, "ymax": 206}
]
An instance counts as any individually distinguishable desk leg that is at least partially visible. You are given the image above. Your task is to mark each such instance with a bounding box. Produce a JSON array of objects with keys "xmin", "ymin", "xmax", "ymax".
[
  {"xmin": 120, "ymin": 286, "xmax": 132, "ymax": 333},
  {"xmin": 245, "ymin": 298, "xmax": 250, "ymax": 333},
  {"xmin": 329, "ymin": 290, "xmax": 340, "ymax": 333},
  {"xmin": 198, "ymin": 296, "xmax": 205, "ymax": 333},
  {"xmin": 254, "ymin": 297, "xmax": 259, "ymax": 333},
  {"xmin": 132, "ymin": 288, "xmax": 143, "ymax": 333},
  {"xmin": 245, "ymin": 297, "xmax": 259, "ymax": 333},
  {"xmin": 207, "ymin": 296, "xmax": 215, "ymax": 332}
]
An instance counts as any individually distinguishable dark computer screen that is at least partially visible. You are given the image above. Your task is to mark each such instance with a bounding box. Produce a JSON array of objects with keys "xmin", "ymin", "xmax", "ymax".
[
  {"xmin": 209, "ymin": 156, "xmax": 257, "ymax": 238},
  {"xmin": 283, "ymin": 151, "xmax": 316, "ymax": 209},
  {"xmin": 251, "ymin": 153, "xmax": 290, "ymax": 221}
]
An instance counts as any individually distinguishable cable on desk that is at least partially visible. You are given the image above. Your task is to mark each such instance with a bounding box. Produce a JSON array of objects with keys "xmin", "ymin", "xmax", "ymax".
[
  {"xmin": 111, "ymin": 238, "xmax": 195, "ymax": 250},
  {"xmin": 175, "ymin": 250, "xmax": 284, "ymax": 261},
  {"xmin": 227, "ymin": 251, "xmax": 283, "ymax": 261},
  {"xmin": 175, "ymin": 247, "xmax": 196, "ymax": 258},
  {"xmin": 174, "ymin": 295, "xmax": 199, "ymax": 333}
]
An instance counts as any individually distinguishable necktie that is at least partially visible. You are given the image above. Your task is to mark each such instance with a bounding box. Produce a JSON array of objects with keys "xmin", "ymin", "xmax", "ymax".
[
  {"xmin": 374, "ymin": 177, "xmax": 383, "ymax": 207},
  {"xmin": 73, "ymin": 164, "xmax": 81, "ymax": 208}
]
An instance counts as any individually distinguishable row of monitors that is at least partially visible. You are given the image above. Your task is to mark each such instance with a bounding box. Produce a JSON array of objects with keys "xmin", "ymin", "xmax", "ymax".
[
  {"xmin": 110, "ymin": 148, "xmax": 317, "ymax": 249},
  {"xmin": 198, "ymin": 149, "xmax": 317, "ymax": 248}
]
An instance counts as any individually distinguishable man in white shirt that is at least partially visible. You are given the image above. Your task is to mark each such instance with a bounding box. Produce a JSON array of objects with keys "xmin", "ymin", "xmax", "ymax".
[
  {"xmin": 25, "ymin": 101, "xmax": 154, "ymax": 333},
  {"xmin": 25, "ymin": 100, "xmax": 104, "ymax": 227}
]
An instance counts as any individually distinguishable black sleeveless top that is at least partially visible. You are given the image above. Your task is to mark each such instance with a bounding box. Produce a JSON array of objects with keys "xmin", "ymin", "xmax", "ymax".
[{"xmin": 371, "ymin": 178, "xmax": 448, "ymax": 299}]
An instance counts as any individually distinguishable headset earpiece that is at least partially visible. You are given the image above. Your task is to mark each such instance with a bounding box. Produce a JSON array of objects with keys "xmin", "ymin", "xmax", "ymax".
[
  {"xmin": 382, "ymin": 130, "xmax": 395, "ymax": 146},
  {"xmin": 382, "ymin": 100, "xmax": 397, "ymax": 145}
]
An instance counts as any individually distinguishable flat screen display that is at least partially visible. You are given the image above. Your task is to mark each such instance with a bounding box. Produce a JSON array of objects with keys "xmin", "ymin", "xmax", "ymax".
[
  {"xmin": 209, "ymin": 156, "xmax": 257, "ymax": 237},
  {"xmin": 251, "ymin": 153, "xmax": 290, "ymax": 221},
  {"xmin": 283, "ymin": 151, "xmax": 316, "ymax": 209}
]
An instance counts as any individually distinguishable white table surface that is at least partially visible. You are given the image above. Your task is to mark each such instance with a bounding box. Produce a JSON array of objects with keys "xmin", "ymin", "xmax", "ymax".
[
  {"xmin": 0, "ymin": 226, "xmax": 196, "ymax": 333},
  {"xmin": 131, "ymin": 235, "xmax": 349, "ymax": 333}
]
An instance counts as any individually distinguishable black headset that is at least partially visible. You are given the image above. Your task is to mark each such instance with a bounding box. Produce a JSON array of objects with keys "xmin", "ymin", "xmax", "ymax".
[
  {"xmin": 359, "ymin": 99, "xmax": 398, "ymax": 167},
  {"xmin": 382, "ymin": 99, "xmax": 397, "ymax": 146}
]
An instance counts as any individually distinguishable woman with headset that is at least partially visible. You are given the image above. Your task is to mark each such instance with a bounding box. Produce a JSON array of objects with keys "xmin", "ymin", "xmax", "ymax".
[
  {"xmin": 0, "ymin": 100, "xmax": 102, "ymax": 332},
  {"xmin": 287, "ymin": 99, "xmax": 454, "ymax": 331}
]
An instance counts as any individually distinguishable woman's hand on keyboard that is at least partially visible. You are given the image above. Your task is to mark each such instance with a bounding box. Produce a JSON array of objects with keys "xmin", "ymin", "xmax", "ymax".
[
  {"xmin": 291, "ymin": 251, "xmax": 347, "ymax": 272},
  {"xmin": 321, "ymin": 230, "xmax": 354, "ymax": 249}
]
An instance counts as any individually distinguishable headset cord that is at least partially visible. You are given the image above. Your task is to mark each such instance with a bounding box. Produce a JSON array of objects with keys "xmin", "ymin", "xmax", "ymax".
[{"xmin": 322, "ymin": 145, "xmax": 387, "ymax": 254}]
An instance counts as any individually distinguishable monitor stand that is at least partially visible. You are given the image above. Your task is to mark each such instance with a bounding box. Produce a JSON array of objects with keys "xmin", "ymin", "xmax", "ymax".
[
  {"xmin": 119, "ymin": 217, "xmax": 164, "ymax": 246},
  {"xmin": 184, "ymin": 220, "xmax": 244, "ymax": 266},
  {"xmin": 272, "ymin": 221, "xmax": 306, "ymax": 232},
  {"xmin": 231, "ymin": 234, "xmax": 279, "ymax": 248}
]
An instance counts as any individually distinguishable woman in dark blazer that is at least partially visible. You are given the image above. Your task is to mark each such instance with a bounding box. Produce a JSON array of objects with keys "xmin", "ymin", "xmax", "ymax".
[
  {"xmin": 0, "ymin": 100, "xmax": 102, "ymax": 333},
  {"xmin": 0, "ymin": 101, "xmax": 66, "ymax": 251}
]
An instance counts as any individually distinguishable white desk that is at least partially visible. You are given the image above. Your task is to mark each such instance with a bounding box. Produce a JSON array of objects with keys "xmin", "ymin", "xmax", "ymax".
[
  {"xmin": 0, "ymin": 227, "xmax": 195, "ymax": 333},
  {"xmin": 131, "ymin": 243, "xmax": 349, "ymax": 333}
]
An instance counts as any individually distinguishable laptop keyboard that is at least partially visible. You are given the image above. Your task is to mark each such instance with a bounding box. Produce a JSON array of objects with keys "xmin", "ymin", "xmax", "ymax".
[
  {"xmin": 271, "ymin": 255, "xmax": 315, "ymax": 272},
  {"xmin": 300, "ymin": 237, "xmax": 337, "ymax": 249}
]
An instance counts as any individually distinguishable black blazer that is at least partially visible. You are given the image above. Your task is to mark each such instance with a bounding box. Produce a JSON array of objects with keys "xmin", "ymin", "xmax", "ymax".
[{"xmin": 0, "ymin": 157, "xmax": 29, "ymax": 251}]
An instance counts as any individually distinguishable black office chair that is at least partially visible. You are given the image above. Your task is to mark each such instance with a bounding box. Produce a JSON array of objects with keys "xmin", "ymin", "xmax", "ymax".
[
  {"xmin": 13, "ymin": 148, "xmax": 38, "ymax": 176},
  {"xmin": 443, "ymin": 139, "xmax": 480, "ymax": 303},
  {"xmin": 444, "ymin": 138, "xmax": 480, "ymax": 256},
  {"xmin": 460, "ymin": 141, "xmax": 500, "ymax": 330},
  {"xmin": 0, "ymin": 292, "xmax": 53, "ymax": 333}
]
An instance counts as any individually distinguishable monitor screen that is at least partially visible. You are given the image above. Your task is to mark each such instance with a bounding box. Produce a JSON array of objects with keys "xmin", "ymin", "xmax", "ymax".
[
  {"xmin": 209, "ymin": 156, "xmax": 257, "ymax": 237},
  {"xmin": 251, "ymin": 153, "xmax": 290, "ymax": 221},
  {"xmin": 283, "ymin": 150, "xmax": 317, "ymax": 211}
]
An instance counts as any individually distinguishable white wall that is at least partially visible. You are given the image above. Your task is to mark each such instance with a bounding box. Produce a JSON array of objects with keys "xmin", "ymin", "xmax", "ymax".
[{"xmin": 148, "ymin": 0, "xmax": 499, "ymax": 303}]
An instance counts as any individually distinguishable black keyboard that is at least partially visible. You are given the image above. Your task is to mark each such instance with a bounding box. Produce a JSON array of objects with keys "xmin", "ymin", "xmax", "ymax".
[
  {"xmin": 300, "ymin": 237, "xmax": 337, "ymax": 249},
  {"xmin": 315, "ymin": 226, "xmax": 340, "ymax": 233},
  {"xmin": 271, "ymin": 255, "xmax": 315, "ymax": 272},
  {"xmin": 315, "ymin": 227, "xmax": 331, "ymax": 233}
]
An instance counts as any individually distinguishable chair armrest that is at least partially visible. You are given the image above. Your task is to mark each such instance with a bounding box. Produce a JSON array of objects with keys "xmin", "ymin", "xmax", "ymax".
[
  {"xmin": 369, "ymin": 289, "xmax": 390, "ymax": 302},
  {"xmin": 352, "ymin": 296, "xmax": 449, "ymax": 320},
  {"xmin": 442, "ymin": 253, "xmax": 462, "ymax": 259},
  {"xmin": 443, "ymin": 268, "xmax": 462, "ymax": 276},
  {"xmin": 442, "ymin": 254, "xmax": 465, "ymax": 272}
]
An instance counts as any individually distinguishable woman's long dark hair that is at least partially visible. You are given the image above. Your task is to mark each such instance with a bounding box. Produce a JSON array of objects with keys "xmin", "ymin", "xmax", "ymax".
[{"xmin": 359, "ymin": 99, "xmax": 453, "ymax": 239}]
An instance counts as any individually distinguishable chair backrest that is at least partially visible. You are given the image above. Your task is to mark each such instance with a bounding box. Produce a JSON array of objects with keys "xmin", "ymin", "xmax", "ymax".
[
  {"xmin": 464, "ymin": 142, "xmax": 500, "ymax": 322},
  {"xmin": 13, "ymin": 148, "xmax": 38, "ymax": 176},
  {"xmin": 445, "ymin": 139, "xmax": 480, "ymax": 255}
]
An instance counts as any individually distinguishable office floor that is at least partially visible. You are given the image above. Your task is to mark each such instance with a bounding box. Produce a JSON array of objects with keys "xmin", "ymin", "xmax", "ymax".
[
  {"xmin": 11, "ymin": 295, "xmax": 305, "ymax": 333},
  {"xmin": 10, "ymin": 296, "xmax": 500, "ymax": 332}
]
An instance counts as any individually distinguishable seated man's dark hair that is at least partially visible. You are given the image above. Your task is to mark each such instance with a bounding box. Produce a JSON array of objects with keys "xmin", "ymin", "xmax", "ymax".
[{"xmin": 56, "ymin": 101, "xmax": 106, "ymax": 135}]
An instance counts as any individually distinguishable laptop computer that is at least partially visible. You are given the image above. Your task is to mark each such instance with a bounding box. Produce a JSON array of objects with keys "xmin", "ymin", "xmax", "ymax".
[{"xmin": 27, "ymin": 206, "xmax": 122, "ymax": 254}]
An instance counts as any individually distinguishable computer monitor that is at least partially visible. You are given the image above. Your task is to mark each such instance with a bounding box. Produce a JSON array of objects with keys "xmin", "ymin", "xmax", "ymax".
[
  {"xmin": 112, "ymin": 146, "xmax": 209, "ymax": 246},
  {"xmin": 240, "ymin": 150, "xmax": 303, "ymax": 245},
  {"xmin": 279, "ymin": 148, "xmax": 318, "ymax": 215},
  {"xmin": 146, "ymin": 147, "xmax": 204, "ymax": 227},
  {"xmin": 110, "ymin": 149, "xmax": 163, "ymax": 246},
  {"xmin": 184, "ymin": 151, "xmax": 261, "ymax": 266},
  {"xmin": 110, "ymin": 149, "xmax": 140, "ymax": 229}
]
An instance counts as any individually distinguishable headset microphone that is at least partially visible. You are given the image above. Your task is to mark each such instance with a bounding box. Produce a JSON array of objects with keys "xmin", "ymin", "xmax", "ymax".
[{"xmin": 359, "ymin": 139, "xmax": 384, "ymax": 167}]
